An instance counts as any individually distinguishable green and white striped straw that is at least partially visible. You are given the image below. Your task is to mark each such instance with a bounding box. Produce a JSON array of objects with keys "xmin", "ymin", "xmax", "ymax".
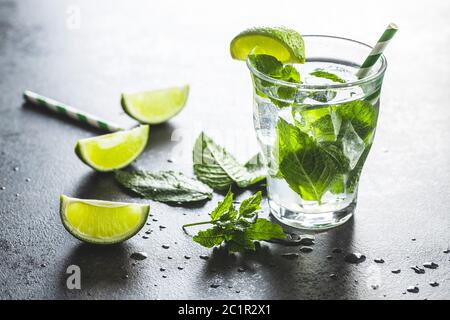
[
  {"xmin": 356, "ymin": 22, "xmax": 398, "ymax": 79},
  {"xmin": 23, "ymin": 90, "xmax": 125, "ymax": 132}
]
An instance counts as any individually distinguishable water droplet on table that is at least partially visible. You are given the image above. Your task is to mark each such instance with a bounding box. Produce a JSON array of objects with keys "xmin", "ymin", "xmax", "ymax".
[
  {"xmin": 210, "ymin": 283, "xmax": 220, "ymax": 288},
  {"xmin": 199, "ymin": 255, "xmax": 209, "ymax": 260},
  {"xmin": 162, "ymin": 245, "xmax": 170, "ymax": 249},
  {"xmin": 326, "ymin": 255, "xmax": 333, "ymax": 260},
  {"xmin": 130, "ymin": 252, "xmax": 148, "ymax": 260},
  {"xmin": 159, "ymin": 225, "xmax": 166, "ymax": 229},
  {"xmin": 160, "ymin": 267, "xmax": 166, "ymax": 272},
  {"xmin": 329, "ymin": 274, "xmax": 337, "ymax": 279},
  {"xmin": 406, "ymin": 286, "xmax": 419, "ymax": 293},
  {"xmin": 13, "ymin": 167, "xmax": 19, "ymax": 171},
  {"xmin": 299, "ymin": 246, "xmax": 313, "ymax": 253},
  {"xmin": 142, "ymin": 235, "xmax": 149, "ymax": 239},
  {"xmin": 374, "ymin": 258, "xmax": 385, "ymax": 263},
  {"xmin": 410, "ymin": 265, "xmax": 425, "ymax": 274},
  {"xmin": 344, "ymin": 253, "xmax": 366, "ymax": 264},
  {"xmin": 429, "ymin": 281, "xmax": 439, "ymax": 287},
  {"xmin": 443, "ymin": 249, "xmax": 450, "ymax": 254},
  {"xmin": 391, "ymin": 269, "xmax": 401, "ymax": 274},
  {"xmin": 371, "ymin": 284, "xmax": 379, "ymax": 290},
  {"xmin": 167, "ymin": 159, "xmax": 173, "ymax": 163},
  {"xmin": 281, "ymin": 253, "xmax": 299, "ymax": 259},
  {"xmin": 184, "ymin": 255, "xmax": 191, "ymax": 260},
  {"xmin": 0, "ymin": 187, "xmax": 5, "ymax": 190},
  {"xmin": 152, "ymin": 218, "xmax": 158, "ymax": 222},
  {"xmin": 423, "ymin": 262, "xmax": 438, "ymax": 269},
  {"xmin": 25, "ymin": 178, "xmax": 31, "ymax": 182},
  {"xmin": 177, "ymin": 266, "xmax": 184, "ymax": 270}
]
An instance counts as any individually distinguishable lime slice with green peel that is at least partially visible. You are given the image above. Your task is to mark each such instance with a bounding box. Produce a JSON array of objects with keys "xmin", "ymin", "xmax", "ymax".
[
  {"xmin": 230, "ymin": 27, "xmax": 305, "ymax": 64},
  {"xmin": 60, "ymin": 195, "xmax": 150, "ymax": 244},
  {"xmin": 75, "ymin": 125, "xmax": 149, "ymax": 172},
  {"xmin": 121, "ymin": 85, "xmax": 189, "ymax": 124}
]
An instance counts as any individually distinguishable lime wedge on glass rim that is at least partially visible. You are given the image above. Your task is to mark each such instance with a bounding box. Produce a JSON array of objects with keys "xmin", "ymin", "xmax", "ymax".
[
  {"xmin": 121, "ymin": 85, "xmax": 189, "ymax": 124},
  {"xmin": 60, "ymin": 195, "xmax": 149, "ymax": 244},
  {"xmin": 230, "ymin": 27, "xmax": 305, "ymax": 63},
  {"xmin": 75, "ymin": 125, "xmax": 149, "ymax": 172}
]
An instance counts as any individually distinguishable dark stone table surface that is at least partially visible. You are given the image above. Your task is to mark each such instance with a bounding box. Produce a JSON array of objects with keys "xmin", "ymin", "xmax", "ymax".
[{"xmin": 0, "ymin": 0, "xmax": 449, "ymax": 299}]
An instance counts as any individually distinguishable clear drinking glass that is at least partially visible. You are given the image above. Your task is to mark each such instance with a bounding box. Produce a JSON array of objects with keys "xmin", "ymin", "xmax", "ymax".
[{"xmin": 248, "ymin": 35, "xmax": 387, "ymax": 230}]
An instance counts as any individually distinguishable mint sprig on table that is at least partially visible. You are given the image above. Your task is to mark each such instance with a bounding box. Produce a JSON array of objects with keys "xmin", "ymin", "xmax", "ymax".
[
  {"xmin": 193, "ymin": 132, "xmax": 265, "ymax": 190},
  {"xmin": 182, "ymin": 191, "xmax": 286, "ymax": 252}
]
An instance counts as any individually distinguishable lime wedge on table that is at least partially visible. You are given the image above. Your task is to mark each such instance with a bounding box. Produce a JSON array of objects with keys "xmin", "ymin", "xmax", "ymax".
[
  {"xmin": 230, "ymin": 27, "xmax": 305, "ymax": 63},
  {"xmin": 60, "ymin": 195, "xmax": 149, "ymax": 244},
  {"xmin": 121, "ymin": 85, "xmax": 189, "ymax": 124},
  {"xmin": 75, "ymin": 125, "xmax": 149, "ymax": 172}
]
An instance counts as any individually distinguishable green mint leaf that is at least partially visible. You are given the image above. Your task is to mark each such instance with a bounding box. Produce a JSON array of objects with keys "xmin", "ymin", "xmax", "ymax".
[
  {"xmin": 239, "ymin": 191, "xmax": 262, "ymax": 217},
  {"xmin": 226, "ymin": 231, "xmax": 256, "ymax": 252},
  {"xmin": 115, "ymin": 170, "xmax": 212, "ymax": 203},
  {"xmin": 185, "ymin": 191, "xmax": 287, "ymax": 252},
  {"xmin": 310, "ymin": 70, "xmax": 346, "ymax": 83},
  {"xmin": 210, "ymin": 189, "xmax": 233, "ymax": 221},
  {"xmin": 346, "ymin": 146, "xmax": 372, "ymax": 193},
  {"xmin": 334, "ymin": 100, "xmax": 378, "ymax": 144},
  {"xmin": 329, "ymin": 174, "xmax": 345, "ymax": 194},
  {"xmin": 193, "ymin": 132, "xmax": 265, "ymax": 190},
  {"xmin": 193, "ymin": 227, "xmax": 225, "ymax": 248},
  {"xmin": 248, "ymin": 54, "xmax": 283, "ymax": 76},
  {"xmin": 320, "ymin": 142, "xmax": 351, "ymax": 174},
  {"xmin": 309, "ymin": 90, "xmax": 337, "ymax": 103},
  {"xmin": 281, "ymin": 65, "xmax": 301, "ymax": 83},
  {"xmin": 245, "ymin": 218, "xmax": 286, "ymax": 241},
  {"xmin": 276, "ymin": 118, "xmax": 337, "ymax": 202}
]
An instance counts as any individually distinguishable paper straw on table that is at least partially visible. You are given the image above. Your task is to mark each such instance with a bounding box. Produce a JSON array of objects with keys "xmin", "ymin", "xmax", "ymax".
[
  {"xmin": 23, "ymin": 90, "xmax": 125, "ymax": 132},
  {"xmin": 356, "ymin": 23, "xmax": 398, "ymax": 79}
]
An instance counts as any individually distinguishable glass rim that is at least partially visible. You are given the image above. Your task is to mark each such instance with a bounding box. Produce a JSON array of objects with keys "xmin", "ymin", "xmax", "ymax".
[{"xmin": 246, "ymin": 34, "xmax": 387, "ymax": 90}]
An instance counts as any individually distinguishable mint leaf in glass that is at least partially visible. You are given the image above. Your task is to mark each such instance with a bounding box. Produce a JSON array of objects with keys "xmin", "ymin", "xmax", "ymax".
[
  {"xmin": 334, "ymin": 100, "xmax": 378, "ymax": 144},
  {"xmin": 193, "ymin": 132, "xmax": 265, "ymax": 190},
  {"xmin": 115, "ymin": 170, "xmax": 213, "ymax": 203},
  {"xmin": 310, "ymin": 70, "xmax": 346, "ymax": 83},
  {"xmin": 248, "ymin": 54, "xmax": 301, "ymax": 108},
  {"xmin": 275, "ymin": 118, "xmax": 338, "ymax": 202}
]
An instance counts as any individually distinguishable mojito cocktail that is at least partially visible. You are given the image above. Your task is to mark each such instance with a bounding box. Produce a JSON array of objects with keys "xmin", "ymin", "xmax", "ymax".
[{"xmin": 242, "ymin": 34, "xmax": 386, "ymax": 230}]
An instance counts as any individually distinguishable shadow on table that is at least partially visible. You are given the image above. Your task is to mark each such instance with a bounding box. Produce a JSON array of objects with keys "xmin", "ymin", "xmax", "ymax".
[
  {"xmin": 58, "ymin": 243, "xmax": 133, "ymax": 296},
  {"xmin": 200, "ymin": 218, "xmax": 356, "ymax": 299},
  {"xmin": 73, "ymin": 171, "xmax": 120, "ymax": 201}
]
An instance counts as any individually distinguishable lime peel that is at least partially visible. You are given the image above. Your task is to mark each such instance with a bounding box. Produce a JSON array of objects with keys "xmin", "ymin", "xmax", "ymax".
[
  {"xmin": 75, "ymin": 125, "xmax": 149, "ymax": 172},
  {"xmin": 121, "ymin": 85, "xmax": 189, "ymax": 124},
  {"xmin": 230, "ymin": 27, "xmax": 305, "ymax": 64},
  {"xmin": 60, "ymin": 195, "xmax": 150, "ymax": 244}
]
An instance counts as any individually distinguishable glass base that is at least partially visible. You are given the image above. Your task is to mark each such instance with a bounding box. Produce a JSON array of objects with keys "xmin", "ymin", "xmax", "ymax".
[{"xmin": 269, "ymin": 198, "xmax": 355, "ymax": 231}]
